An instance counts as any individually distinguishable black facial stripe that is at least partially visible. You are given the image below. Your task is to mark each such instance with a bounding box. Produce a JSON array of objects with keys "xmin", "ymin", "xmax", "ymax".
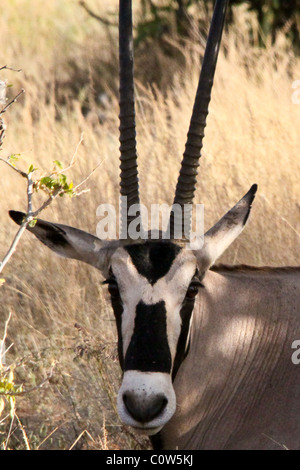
[
  {"xmin": 125, "ymin": 242, "xmax": 182, "ymax": 285},
  {"xmin": 124, "ymin": 300, "xmax": 172, "ymax": 373},
  {"xmin": 172, "ymin": 296, "xmax": 195, "ymax": 380},
  {"xmin": 109, "ymin": 293, "xmax": 124, "ymax": 370}
]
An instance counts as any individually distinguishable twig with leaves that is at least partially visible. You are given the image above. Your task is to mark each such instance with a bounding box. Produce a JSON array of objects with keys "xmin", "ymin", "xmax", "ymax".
[
  {"xmin": 0, "ymin": 136, "xmax": 91, "ymax": 275},
  {"xmin": 0, "ymin": 69, "xmax": 101, "ymax": 278}
]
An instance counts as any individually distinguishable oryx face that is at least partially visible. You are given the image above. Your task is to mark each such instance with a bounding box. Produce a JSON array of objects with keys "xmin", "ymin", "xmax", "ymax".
[
  {"xmin": 10, "ymin": 0, "xmax": 256, "ymax": 438},
  {"xmin": 107, "ymin": 242, "xmax": 199, "ymax": 433}
]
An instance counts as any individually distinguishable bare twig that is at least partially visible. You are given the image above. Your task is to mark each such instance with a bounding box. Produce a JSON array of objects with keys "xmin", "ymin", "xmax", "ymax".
[
  {"xmin": 0, "ymin": 164, "xmax": 34, "ymax": 274},
  {"xmin": 3, "ymin": 410, "xmax": 15, "ymax": 450},
  {"xmin": 0, "ymin": 157, "xmax": 27, "ymax": 177},
  {"xmin": 36, "ymin": 421, "xmax": 68, "ymax": 450},
  {"xmin": 0, "ymin": 88, "xmax": 25, "ymax": 116},
  {"xmin": 79, "ymin": 1, "xmax": 118, "ymax": 28},
  {"xmin": 69, "ymin": 429, "xmax": 96, "ymax": 450},
  {"xmin": 73, "ymin": 159, "xmax": 104, "ymax": 194},
  {"xmin": 15, "ymin": 413, "xmax": 31, "ymax": 450},
  {"xmin": 58, "ymin": 132, "xmax": 84, "ymax": 174},
  {"xmin": 0, "ymin": 413, "xmax": 10, "ymax": 427},
  {"xmin": 260, "ymin": 193, "xmax": 300, "ymax": 239},
  {"xmin": 27, "ymin": 170, "xmax": 34, "ymax": 217},
  {"xmin": 31, "ymin": 187, "xmax": 63, "ymax": 217},
  {"xmin": 0, "ymin": 224, "xmax": 30, "ymax": 274},
  {"xmin": 0, "ymin": 65, "xmax": 22, "ymax": 73}
]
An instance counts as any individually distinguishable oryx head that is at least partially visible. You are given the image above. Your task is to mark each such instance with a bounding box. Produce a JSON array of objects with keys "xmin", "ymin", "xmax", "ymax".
[{"xmin": 10, "ymin": 0, "xmax": 256, "ymax": 435}]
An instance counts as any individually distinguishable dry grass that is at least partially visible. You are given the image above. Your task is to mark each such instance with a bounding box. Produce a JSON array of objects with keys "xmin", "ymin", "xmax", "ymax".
[{"xmin": 0, "ymin": 0, "xmax": 299, "ymax": 449}]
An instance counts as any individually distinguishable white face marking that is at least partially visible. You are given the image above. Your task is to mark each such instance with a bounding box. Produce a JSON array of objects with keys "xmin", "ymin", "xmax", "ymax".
[
  {"xmin": 117, "ymin": 371, "xmax": 176, "ymax": 434},
  {"xmin": 110, "ymin": 245, "xmax": 197, "ymax": 430},
  {"xmin": 110, "ymin": 246, "xmax": 197, "ymax": 361}
]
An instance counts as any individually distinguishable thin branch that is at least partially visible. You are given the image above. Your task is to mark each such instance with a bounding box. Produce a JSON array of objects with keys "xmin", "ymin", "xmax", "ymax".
[
  {"xmin": 0, "ymin": 157, "xmax": 27, "ymax": 177},
  {"xmin": 3, "ymin": 410, "xmax": 15, "ymax": 450},
  {"xmin": 36, "ymin": 421, "xmax": 68, "ymax": 450},
  {"xmin": 0, "ymin": 413, "xmax": 10, "ymax": 427},
  {"xmin": 0, "ymin": 160, "xmax": 35, "ymax": 273},
  {"xmin": 57, "ymin": 132, "xmax": 84, "ymax": 174},
  {"xmin": 31, "ymin": 187, "xmax": 63, "ymax": 218},
  {"xmin": 79, "ymin": 1, "xmax": 118, "ymax": 28},
  {"xmin": 0, "ymin": 224, "xmax": 28, "ymax": 274},
  {"xmin": 69, "ymin": 429, "xmax": 96, "ymax": 450},
  {"xmin": 260, "ymin": 193, "xmax": 300, "ymax": 240},
  {"xmin": 15, "ymin": 413, "xmax": 31, "ymax": 450},
  {"xmin": 0, "ymin": 65, "xmax": 22, "ymax": 73},
  {"xmin": 73, "ymin": 159, "xmax": 104, "ymax": 193},
  {"xmin": 27, "ymin": 171, "xmax": 34, "ymax": 217},
  {"xmin": 0, "ymin": 88, "xmax": 25, "ymax": 116}
]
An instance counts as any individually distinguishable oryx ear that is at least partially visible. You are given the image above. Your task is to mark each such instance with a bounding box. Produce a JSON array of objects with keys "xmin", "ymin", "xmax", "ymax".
[
  {"xmin": 9, "ymin": 211, "xmax": 117, "ymax": 277},
  {"xmin": 195, "ymin": 184, "xmax": 257, "ymax": 272}
]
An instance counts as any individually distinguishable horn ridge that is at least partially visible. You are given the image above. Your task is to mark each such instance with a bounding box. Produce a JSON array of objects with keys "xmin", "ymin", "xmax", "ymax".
[
  {"xmin": 119, "ymin": 0, "xmax": 140, "ymax": 237},
  {"xmin": 170, "ymin": 0, "xmax": 228, "ymax": 239}
]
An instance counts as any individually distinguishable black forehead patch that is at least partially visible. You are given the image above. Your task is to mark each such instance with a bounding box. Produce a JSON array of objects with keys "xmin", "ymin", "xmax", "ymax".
[
  {"xmin": 124, "ymin": 300, "xmax": 171, "ymax": 373},
  {"xmin": 125, "ymin": 241, "xmax": 182, "ymax": 285}
]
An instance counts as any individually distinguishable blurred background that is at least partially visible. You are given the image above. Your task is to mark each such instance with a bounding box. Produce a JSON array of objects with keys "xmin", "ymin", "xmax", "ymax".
[{"xmin": 0, "ymin": 0, "xmax": 299, "ymax": 449}]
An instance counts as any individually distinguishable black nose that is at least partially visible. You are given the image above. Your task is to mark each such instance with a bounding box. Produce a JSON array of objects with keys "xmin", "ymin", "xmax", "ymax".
[{"xmin": 123, "ymin": 392, "xmax": 168, "ymax": 423}]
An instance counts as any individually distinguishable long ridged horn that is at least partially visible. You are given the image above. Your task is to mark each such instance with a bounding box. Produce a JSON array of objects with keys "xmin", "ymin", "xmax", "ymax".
[
  {"xmin": 169, "ymin": 0, "xmax": 228, "ymax": 239},
  {"xmin": 119, "ymin": 0, "xmax": 140, "ymax": 239}
]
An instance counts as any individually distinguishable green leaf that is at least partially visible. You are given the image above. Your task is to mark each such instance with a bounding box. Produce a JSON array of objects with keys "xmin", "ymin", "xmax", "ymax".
[
  {"xmin": 8, "ymin": 153, "xmax": 21, "ymax": 166},
  {"xmin": 53, "ymin": 160, "xmax": 63, "ymax": 169},
  {"xmin": 59, "ymin": 173, "xmax": 67, "ymax": 185},
  {"xmin": 28, "ymin": 164, "xmax": 38, "ymax": 173},
  {"xmin": 28, "ymin": 219, "xmax": 37, "ymax": 228},
  {"xmin": 39, "ymin": 176, "xmax": 55, "ymax": 189}
]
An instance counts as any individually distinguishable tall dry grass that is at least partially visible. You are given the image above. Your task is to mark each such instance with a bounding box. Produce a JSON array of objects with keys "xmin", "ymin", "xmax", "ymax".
[{"xmin": 0, "ymin": 0, "xmax": 299, "ymax": 449}]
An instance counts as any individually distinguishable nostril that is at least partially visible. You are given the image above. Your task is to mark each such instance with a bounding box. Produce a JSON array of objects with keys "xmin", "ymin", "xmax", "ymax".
[{"xmin": 123, "ymin": 392, "xmax": 168, "ymax": 423}]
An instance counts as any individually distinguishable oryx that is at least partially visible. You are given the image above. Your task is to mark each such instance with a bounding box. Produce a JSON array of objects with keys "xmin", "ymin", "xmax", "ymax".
[{"xmin": 10, "ymin": 0, "xmax": 300, "ymax": 450}]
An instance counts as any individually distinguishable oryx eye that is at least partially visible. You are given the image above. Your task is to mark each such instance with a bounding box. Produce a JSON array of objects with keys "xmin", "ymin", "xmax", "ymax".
[
  {"xmin": 108, "ymin": 280, "xmax": 120, "ymax": 298},
  {"xmin": 103, "ymin": 273, "xmax": 120, "ymax": 298},
  {"xmin": 185, "ymin": 279, "xmax": 203, "ymax": 300}
]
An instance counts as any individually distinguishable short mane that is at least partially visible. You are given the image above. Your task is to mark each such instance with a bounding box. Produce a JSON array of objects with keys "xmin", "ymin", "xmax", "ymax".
[{"xmin": 211, "ymin": 264, "xmax": 300, "ymax": 274}]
